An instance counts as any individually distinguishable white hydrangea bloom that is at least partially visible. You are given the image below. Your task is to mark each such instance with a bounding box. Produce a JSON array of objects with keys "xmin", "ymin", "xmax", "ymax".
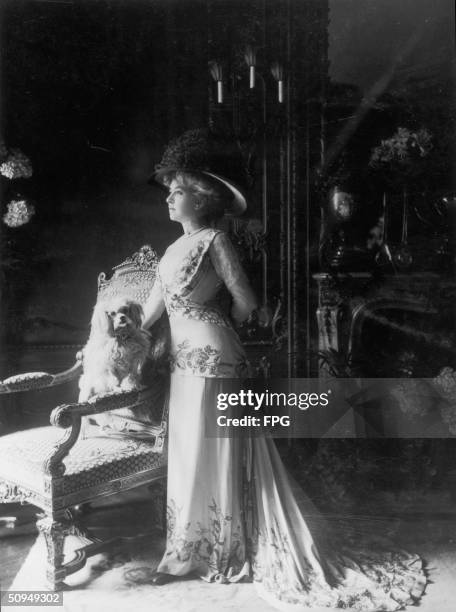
[
  {"xmin": 0, "ymin": 149, "xmax": 33, "ymax": 179},
  {"xmin": 3, "ymin": 199, "xmax": 35, "ymax": 227}
]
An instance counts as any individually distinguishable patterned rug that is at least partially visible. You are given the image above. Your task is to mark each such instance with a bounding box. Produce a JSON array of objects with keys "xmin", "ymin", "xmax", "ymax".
[{"xmin": 9, "ymin": 515, "xmax": 456, "ymax": 612}]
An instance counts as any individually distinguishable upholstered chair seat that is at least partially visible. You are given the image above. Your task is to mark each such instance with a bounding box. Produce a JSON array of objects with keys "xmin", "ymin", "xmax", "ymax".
[{"xmin": 0, "ymin": 426, "xmax": 165, "ymax": 502}]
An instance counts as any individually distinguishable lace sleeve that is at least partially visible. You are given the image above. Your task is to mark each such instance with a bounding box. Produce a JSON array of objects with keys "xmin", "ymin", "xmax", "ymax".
[
  {"xmin": 142, "ymin": 272, "xmax": 166, "ymax": 329},
  {"xmin": 209, "ymin": 232, "xmax": 258, "ymax": 323}
]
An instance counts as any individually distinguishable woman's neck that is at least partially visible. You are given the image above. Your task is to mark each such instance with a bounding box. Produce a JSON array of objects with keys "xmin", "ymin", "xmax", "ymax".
[{"xmin": 180, "ymin": 219, "xmax": 207, "ymax": 235}]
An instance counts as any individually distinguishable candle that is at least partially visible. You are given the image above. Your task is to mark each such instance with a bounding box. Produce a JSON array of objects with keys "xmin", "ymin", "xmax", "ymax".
[
  {"xmin": 217, "ymin": 81, "xmax": 223, "ymax": 104},
  {"xmin": 249, "ymin": 65, "xmax": 255, "ymax": 89},
  {"xmin": 278, "ymin": 80, "xmax": 284, "ymax": 103}
]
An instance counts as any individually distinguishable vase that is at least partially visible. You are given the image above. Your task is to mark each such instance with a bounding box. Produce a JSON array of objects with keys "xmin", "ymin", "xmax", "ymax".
[{"xmin": 319, "ymin": 186, "xmax": 372, "ymax": 272}]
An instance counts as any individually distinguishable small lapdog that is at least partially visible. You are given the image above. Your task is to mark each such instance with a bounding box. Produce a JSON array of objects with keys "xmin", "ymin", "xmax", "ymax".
[{"xmin": 79, "ymin": 297, "xmax": 151, "ymax": 433}]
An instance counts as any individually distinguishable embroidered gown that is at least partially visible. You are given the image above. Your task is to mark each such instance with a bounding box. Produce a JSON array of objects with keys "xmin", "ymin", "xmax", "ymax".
[{"xmin": 144, "ymin": 227, "xmax": 426, "ymax": 611}]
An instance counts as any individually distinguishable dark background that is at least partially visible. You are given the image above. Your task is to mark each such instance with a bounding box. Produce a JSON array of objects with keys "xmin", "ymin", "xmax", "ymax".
[
  {"xmin": 0, "ymin": 0, "xmax": 210, "ymax": 347},
  {"xmin": 329, "ymin": 0, "xmax": 454, "ymax": 91}
]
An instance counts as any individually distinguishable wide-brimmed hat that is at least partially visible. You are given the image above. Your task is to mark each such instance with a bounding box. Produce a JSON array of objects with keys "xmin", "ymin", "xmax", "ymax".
[{"xmin": 149, "ymin": 128, "xmax": 248, "ymax": 216}]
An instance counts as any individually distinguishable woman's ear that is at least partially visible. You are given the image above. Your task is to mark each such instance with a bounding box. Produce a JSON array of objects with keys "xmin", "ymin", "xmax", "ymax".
[
  {"xmin": 90, "ymin": 302, "xmax": 111, "ymax": 337},
  {"xmin": 128, "ymin": 301, "xmax": 144, "ymax": 328}
]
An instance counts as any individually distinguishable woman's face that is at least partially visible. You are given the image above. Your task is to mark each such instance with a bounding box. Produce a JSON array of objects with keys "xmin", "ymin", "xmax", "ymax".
[{"xmin": 166, "ymin": 178, "xmax": 198, "ymax": 223}]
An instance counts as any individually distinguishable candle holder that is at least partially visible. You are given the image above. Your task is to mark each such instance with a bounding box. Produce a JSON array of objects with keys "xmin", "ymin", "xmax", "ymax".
[
  {"xmin": 271, "ymin": 62, "xmax": 284, "ymax": 103},
  {"xmin": 244, "ymin": 46, "xmax": 257, "ymax": 89},
  {"xmin": 209, "ymin": 60, "xmax": 224, "ymax": 104},
  {"xmin": 209, "ymin": 54, "xmax": 285, "ymax": 105}
]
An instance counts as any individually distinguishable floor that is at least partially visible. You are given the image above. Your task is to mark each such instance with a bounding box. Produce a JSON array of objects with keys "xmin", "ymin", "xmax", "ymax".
[
  {"xmin": 2, "ymin": 487, "xmax": 456, "ymax": 611},
  {"xmin": 1, "ymin": 488, "xmax": 157, "ymax": 590}
]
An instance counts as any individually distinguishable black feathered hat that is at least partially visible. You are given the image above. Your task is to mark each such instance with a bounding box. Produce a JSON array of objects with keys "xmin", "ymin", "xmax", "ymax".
[{"xmin": 149, "ymin": 128, "xmax": 248, "ymax": 216}]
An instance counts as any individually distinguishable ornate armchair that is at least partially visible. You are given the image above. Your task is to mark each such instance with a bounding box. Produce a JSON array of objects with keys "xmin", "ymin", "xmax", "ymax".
[{"xmin": 0, "ymin": 246, "xmax": 168, "ymax": 590}]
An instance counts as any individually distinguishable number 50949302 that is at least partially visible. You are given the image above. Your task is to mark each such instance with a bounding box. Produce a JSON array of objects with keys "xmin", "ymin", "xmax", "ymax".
[{"xmin": 0, "ymin": 591, "xmax": 63, "ymax": 606}]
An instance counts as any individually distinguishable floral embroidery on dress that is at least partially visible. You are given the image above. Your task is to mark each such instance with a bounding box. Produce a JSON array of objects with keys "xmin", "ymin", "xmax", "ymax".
[
  {"xmin": 170, "ymin": 340, "xmax": 218, "ymax": 375},
  {"xmin": 250, "ymin": 517, "xmax": 321, "ymax": 602},
  {"xmin": 165, "ymin": 234, "xmax": 218, "ymax": 296},
  {"xmin": 173, "ymin": 240, "xmax": 207, "ymax": 287},
  {"xmin": 163, "ymin": 498, "xmax": 245, "ymax": 575},
  {"xmin": 164, "ymin": 292, "xmax": 232, "ymax": 328},
  {"xmin": 248, "ymin": 515, "xmax": 426, "ymax": 609},
  {"xmin": 170, "ymin": 339, "xmax": 239, "ymax": 376}
]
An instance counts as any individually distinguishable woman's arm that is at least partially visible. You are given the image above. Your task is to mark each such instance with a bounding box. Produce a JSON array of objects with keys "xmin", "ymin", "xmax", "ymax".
[
  {"xmin": 142, "ymin": 276, "xmax": 166, "ymax": 329},
  {"xmin": 209, "ymin": 232, "xmax": 258, "ymax": 323}
]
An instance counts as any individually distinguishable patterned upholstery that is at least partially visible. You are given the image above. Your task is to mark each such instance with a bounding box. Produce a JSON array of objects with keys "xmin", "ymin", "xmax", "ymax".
[{"xmin": 0, "ymin": 427, "xmax": 164, "ymax": 497}]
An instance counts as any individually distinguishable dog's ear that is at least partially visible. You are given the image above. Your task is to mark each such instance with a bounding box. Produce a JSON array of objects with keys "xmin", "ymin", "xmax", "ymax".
[
  {"xmin": 90, "ymin": 302, "xmax": 112, "ymax": 337},
  {"xmin": 128, "ymin": 302, "xmax": 144, "ymax": 328}
]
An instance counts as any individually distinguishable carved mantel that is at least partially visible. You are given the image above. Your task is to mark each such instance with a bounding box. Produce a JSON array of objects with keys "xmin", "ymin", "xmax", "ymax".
[
  {"xmin": 314, "ymin": 272, "xmax": 373, "ymax": 355},
  {"xmin": 314, "ymin": 272, "xmax": 456, "ymax": 375}
]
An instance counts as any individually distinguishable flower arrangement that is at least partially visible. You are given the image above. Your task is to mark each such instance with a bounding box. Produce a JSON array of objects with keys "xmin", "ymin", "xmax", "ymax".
[
  {"xmin": 369, "ymin": 127, "xmax": 433, "ymax": 184},
  {"xmin": 3, "ymin": 200, "xmax": 36, "ymax": 228},
  {"xmin": 0, "ymin": 139, "xmax": 35, "ymax": 228},
  {"xmin": 0, "ymin": 148, "xmax": 33, "ymax": 180}
]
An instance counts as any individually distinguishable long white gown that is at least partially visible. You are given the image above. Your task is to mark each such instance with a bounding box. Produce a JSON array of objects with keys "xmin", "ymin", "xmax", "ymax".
[{"xmin": 145, "ymin": 226, "xmax": 426, "ymax": 611}]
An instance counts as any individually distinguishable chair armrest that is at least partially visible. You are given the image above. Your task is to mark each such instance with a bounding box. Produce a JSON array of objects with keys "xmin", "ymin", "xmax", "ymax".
[
  {"xmin": 44, "ymin": 387, "xmax": 165, "ymax": 478},
  {"xmin": 51, "ymin": 387, "xmax": 162, "ymax": 426},
  {"xmin": 0, "ymin": 361, "xmax": 83, "ymax": 394}
]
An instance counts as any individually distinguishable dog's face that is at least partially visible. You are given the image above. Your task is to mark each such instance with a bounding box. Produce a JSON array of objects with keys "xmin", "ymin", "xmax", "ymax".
[{"xmin": 91, "ymin": 298, "xmax": 144, "ymax": 339}]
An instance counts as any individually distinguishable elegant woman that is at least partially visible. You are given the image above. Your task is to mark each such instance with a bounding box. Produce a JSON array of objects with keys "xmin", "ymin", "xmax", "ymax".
[{"xmin": 142, "ymin": 130, "xmax": 426, "ymax": 611}]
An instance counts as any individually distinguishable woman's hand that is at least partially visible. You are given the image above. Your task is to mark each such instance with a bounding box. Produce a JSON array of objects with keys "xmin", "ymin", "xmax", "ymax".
[
  {"xmin": 257, "ymin": 304, "xmax": 273, "ymax": 327},
  {"xmin": 243, "ymin": 304, "xmax": 273, "ymax": 328}
]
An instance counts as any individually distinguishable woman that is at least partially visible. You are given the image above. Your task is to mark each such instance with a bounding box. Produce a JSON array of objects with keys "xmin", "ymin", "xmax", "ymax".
[{"xmin": 142, "ymin": 130, "xmax": 426, "ymax": 610}]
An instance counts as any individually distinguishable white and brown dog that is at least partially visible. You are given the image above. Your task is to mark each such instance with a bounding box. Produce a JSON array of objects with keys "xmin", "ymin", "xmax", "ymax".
[{"xmin": 79, "ymin": 297, "xmax": 151, "ymax": 406}]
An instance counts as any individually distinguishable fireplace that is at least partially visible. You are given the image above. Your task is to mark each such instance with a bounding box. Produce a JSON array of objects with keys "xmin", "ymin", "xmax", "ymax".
[{"xmin": 314, "ymin": 272, "xmax": 456, "ymax": 378}]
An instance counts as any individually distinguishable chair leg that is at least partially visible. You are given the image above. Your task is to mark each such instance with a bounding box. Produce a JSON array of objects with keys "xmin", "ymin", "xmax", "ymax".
[
  {"xmin": 36, "ymin": 513, "xmax": 70, "ymax": 590},
  {"xmin": 148, "ymin": 481, "xmax": 166, "ymax": 532}
]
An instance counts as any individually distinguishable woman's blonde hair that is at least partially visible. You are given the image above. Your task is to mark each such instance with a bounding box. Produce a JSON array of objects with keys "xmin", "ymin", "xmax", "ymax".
[{"xmin": 164, "ymin": 171, "xmax": 233, "ymax": 223}]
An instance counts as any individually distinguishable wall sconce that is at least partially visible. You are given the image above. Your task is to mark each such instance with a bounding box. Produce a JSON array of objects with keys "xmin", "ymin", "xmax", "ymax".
[
  {"xmin": 209, "ymin": 55, "xmax": 284, "ymax": 104},
  {"xmin": 209, "ymin": 61, "xmax": 224, "ymax": 104},
  {"xmin": 244, "ymin": 45, "xmax": 257, "ymax": 89},
  {"xmin": 271, "ymin": 62, "xmax": 284, "ymax": 103}
]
